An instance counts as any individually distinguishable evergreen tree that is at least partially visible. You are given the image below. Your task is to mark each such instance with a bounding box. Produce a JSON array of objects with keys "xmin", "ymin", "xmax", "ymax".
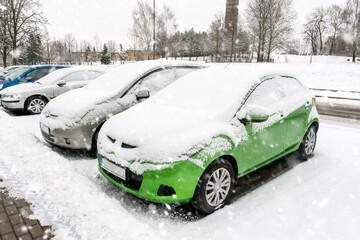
[
  {"xmin": 19, "ymin": 33, "xmax": 43, "ymax": 65},
  {"xmin": 100, "ymin": 44, "xmax": 110, "ymax": 65},
  {"xmin": 119, "ymin": 44, "xmax": 127, "ymax": 64}
]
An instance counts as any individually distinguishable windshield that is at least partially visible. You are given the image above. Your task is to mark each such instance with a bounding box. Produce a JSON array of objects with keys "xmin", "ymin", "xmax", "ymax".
[
  {"xmin": 5, "ymin": 67, "xmax": 30, "ymax": 81},
  {"xmin": 149, "ymin": 67, "xmax": 258, "ymax": 122},
  {"xmin": 153, "ymin": 68, "xmax": 252, "ymax": 109}
]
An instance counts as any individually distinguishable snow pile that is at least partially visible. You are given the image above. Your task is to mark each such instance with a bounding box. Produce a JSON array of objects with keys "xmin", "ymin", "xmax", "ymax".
[
  {"xmin": 40, "ymin": 60, "xmax": 207, "ymax": 130},
  {"xmin": 274, "ymin": 55, "xmax": 359, "ymax": 63},
  {"xmin": 1, "ymin": 109, "xmax": 360, "ymax": 240},
  {"xmin": 0, "ymin": 113, "xmax": 160, "ymax": 240}
]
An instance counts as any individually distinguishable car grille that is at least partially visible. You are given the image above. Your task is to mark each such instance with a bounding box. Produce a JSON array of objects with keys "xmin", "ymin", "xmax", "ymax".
[{"xmin": 103, "ymin": 168, "xmax": 143, "ymax": 191}]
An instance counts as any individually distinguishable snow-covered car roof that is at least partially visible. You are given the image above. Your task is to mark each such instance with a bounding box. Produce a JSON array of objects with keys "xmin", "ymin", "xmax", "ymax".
[
  {"xmin": 41, "ymin": 60, "xmax": 208, "ymax": 123},
  {"xmin": 0, "ymin": 67, "xmax": 105, "ymax": 96},
  {"xmin": 98, "ymin": 66, "xmax": 301, "ymax": 169},
  {"xmin": 37, "ymin": 67, "xmax": 105, "ymax": 85},
  {"xmin": 85, "ymin": 60, "xmax": 208, "ymax": 93}
]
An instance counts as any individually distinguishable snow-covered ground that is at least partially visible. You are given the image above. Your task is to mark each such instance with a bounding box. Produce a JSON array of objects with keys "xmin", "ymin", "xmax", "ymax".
[
  {"xmin": 1, "ymin": 106, "xmax": 360, "ymax": 240},
  {"xmin": 1, "ymin": 61, "xmax": 360, "ymax": 239}
]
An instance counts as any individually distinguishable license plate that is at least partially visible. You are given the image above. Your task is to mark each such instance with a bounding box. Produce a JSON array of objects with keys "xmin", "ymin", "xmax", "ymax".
[
  {"xmin": 40, "ymin": 123, "xmax": 50, "ymax": 134},
  {"xmin": 101, "ymin": 157, "xmax": 126, "ymax": 180}
]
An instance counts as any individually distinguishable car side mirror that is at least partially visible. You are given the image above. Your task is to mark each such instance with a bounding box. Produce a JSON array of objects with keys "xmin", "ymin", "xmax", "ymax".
[
  {"xmin": 135, "ymin": 87, "xmax": 150, "ymax": 100},
  {"xmin": 237, "ymin": 105, "xmax": 270, "ymax": 124},
  {"xmin": 25, "ymin": 77, "xmax": 33, "ymax": 82},
  {"xmin": 57, "ymin": 80, "xmax": 66, "ymax": 87}
]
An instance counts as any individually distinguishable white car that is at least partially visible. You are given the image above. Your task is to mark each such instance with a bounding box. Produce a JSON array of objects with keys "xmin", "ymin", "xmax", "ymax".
[{"xmin": 0, "ymin": 68, "xmax": 104, "ymax": 114}]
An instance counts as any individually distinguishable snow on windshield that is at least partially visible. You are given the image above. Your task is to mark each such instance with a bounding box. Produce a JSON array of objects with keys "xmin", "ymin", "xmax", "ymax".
[
  {"xmin": 151, "ymin": 67, "xmax": 260, "ymax": 120},
  {"xmin": 5, "ymin": 67, "xmax": 30, "ymax": 81}
]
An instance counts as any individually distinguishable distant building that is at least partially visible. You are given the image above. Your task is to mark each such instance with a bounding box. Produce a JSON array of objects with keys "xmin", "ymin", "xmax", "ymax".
[
  {"xmin": 127, "ymin": 50, "xmax": 162, "ymax": 61},
  {"xmin": 225, "ymin": 0, "xmax": 239, "ymax": 35}
]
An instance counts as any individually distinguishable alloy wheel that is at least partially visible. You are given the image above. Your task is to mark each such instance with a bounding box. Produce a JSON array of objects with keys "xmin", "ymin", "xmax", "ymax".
[
  {"xmin": 29, "ymin": 99, "xmax": 46, "ymax": 114},
  {"xmin": 305, "ymin": 128, "xmax": 316, "ymax": 155},
  {"xmin": 205, "ymin": 167, "xmax": 231, "ymax": 207}
]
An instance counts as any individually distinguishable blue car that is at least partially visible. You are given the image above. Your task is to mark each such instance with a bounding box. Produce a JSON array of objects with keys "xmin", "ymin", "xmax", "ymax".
[{"xmin": 0, "ymin": 65, "xmax": 68, "ymax": 91}]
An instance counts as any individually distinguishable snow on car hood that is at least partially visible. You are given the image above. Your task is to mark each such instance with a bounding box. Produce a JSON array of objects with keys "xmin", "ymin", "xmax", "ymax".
[
  {"xmin": 41, "ymin": 88, "xmax": 113, "ymax": 129},
  {"xmin": 98, "ymin": 67, "xmax": 261, "ymax": 172},
  {"xmin": 0, "ymin": 82, "xmax": 38, "ymax": 96}
]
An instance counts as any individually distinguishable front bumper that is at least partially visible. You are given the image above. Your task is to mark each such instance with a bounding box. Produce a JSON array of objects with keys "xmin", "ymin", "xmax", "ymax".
[
  {"xmin": 1, "ymin": 100, "xmax": 23, "ymax": 111},
  {"xmin": 40, "ymin": 122, "xmax": 94, "ymax": 150},
  {"xmin": 98, "ymin": 155, "xmax": 204, "ymax": 204}
]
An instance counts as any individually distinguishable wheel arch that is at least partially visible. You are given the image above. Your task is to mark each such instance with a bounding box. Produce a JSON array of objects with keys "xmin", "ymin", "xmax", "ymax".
[
  {"xmin": 91, "ymin": 121, "xmax": 105, "ymax": 151},
  {"xmin": 220, "ymin": 155, "xmax": 239, "ymax": 179},
  {"xmin": 310, "ymin": 120, "xmax": 319, "ymax": 132}
]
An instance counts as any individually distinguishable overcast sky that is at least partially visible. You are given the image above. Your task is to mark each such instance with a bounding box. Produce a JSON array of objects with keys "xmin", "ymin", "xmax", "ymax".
[{"xmin": 40, "ymin": 0, "xmax": 347, "ymax": 48}]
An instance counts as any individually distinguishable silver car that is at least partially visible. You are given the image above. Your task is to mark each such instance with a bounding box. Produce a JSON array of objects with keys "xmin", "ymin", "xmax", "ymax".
[
  {"xmin": 0, "ymin": 68, "xmax": 104, "ymax": 114},
  {"xmin": 39, "ymin": 60, "xmax": 208, "ymax": 151}
]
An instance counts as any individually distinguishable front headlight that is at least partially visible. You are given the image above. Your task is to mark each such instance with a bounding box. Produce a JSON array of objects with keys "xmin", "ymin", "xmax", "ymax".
[
  {"xmin": 0, "ymin": 84, "xmax": 3, "ymax": 90},
  {"xmin": 2, "ymin": 94, "xmax": 21, "ymax": 101}
]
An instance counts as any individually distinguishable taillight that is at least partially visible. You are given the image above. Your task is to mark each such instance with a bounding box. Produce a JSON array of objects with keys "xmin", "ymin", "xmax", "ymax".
[{"xmin": 313, "ymin": 97, "xmax": 316, "ymax": 103}]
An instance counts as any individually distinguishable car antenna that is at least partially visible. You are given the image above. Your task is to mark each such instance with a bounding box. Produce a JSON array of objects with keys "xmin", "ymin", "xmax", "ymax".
[{"xmin": 224, "ymin": 62, "xmax": 232, "ymax": 69}]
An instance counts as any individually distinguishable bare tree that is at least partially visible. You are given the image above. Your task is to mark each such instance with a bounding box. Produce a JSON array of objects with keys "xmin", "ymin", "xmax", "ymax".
[
  {"xmin": 265, "ymin": 0, "xmax": 296, "ymax": 61},
  {"xmin": 93, "ymin": 32, "xmax": 102, "ymax": 61},
  {"xmin": 304, "ymin": 21, "xmax": 319, "ymax": 55},
  {"xmin": 64, "ymin": 33, "xmax": 76, "ymax": 64},
  {"xmin": 0, "ymin": 2, "xmax": 11, "ymax": 66},
  {"xmin": 327, "ymin": 5, "xmax": 346, "ymax": 55},
  {"xmin": 246, "ymin": 0, "xmax": 295, "ymax": 62},
  {"xmin": 106, "ymin": 40, "xmax": 118, "ymax": 61},
  {"xmin": 43, "ymin": 31, "xmax": 52, "ymax": 64},
  {"xmin": 207, "ymin": 12, "xmax": 225, "ymax": 62},
  {"xmin": 156, "ymin": 4, "xmax": 178, "ymax": 58},
  {"xmin": 304, "ymin": 8, "xmax": 328, "ymax": 55},
  {"xmin": 246, "ymin": 0, "xmax": 269, "ymax": 62},
  {"xmin": 346, "ymin": 0, "xmax": 360, "ymax": 62},
  {"xmin": 130, "ymin": 0, "xmax": 152, "ymax": 58},
  {"xmin": 3, "ymin": 0, "xmax": 46, "ymax": 65},
  {"xmin": 130, "ymin": 0, "xmax": 178, "ymax": 59}
]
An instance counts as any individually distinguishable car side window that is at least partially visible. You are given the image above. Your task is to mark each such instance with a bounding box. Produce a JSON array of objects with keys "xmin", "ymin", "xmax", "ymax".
[
  {"xmin": 84, "ymin": 71, "xmax": 103, "ymax": 80},
  {"xmin": 136, "ymin": 68, "xmax": 176, "ymax": 94},
  {"xmin": 244, "ymin": 79, "xmax": 283, "ymax": 113},
  {"xmin": 62, "ymin": 72, "xmax": 86, "ymax": 82},
  {"xmin": 277, "ymin": 77, "xmax": 304, "ymax": 97},
  {"xmin": 19, "ymin": 68, "xmax": 50, "ymax": 82}
]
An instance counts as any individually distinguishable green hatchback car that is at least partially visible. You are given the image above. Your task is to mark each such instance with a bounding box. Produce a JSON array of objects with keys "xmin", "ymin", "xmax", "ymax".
[{"xmin": 97, "ymin": 66, "xmax": 319, "ymax": 213}]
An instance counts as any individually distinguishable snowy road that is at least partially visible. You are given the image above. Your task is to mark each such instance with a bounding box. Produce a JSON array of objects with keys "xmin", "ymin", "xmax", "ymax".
[{"xmin": 0, "ymin": 108, "xmax": 360, "ymax": 240}]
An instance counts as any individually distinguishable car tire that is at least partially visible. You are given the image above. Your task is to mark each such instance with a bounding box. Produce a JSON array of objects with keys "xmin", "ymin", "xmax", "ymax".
[
  {"xmin": 298, "ymin": 125, "xmax": 317, "ymax": 160},
  {"xmin": 25, "ymin": 96, "xmax": 48, "ymax": 115},
  {"xmin": 191, "ymin": 158, "xmax": 234, "ymax": 214}
]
